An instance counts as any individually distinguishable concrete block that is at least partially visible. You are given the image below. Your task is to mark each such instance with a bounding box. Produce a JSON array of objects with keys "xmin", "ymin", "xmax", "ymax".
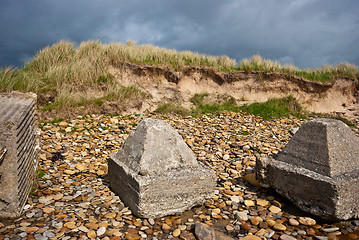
[
  {"xmin": 256, "ymin": 118, "xmax": 359, "ymax": 220},
  {"xmin": 108, "ymin": 118, "xmax": 216, "ymax": 218},
  {"xmin": 0, "ymin": 92, "xmax": 39, "ymax": 218}
]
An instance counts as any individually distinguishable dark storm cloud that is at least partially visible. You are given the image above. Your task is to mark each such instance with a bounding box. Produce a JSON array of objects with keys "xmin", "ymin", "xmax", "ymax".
[{"xmin": 1, "ymin": 0, "xmax": 358, "ymax": 68}]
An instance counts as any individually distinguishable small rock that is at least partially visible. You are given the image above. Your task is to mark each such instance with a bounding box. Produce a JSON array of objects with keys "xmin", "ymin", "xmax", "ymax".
[
  {"xmin": 226, "ymin": 225, "xmax": 234, "ymax": 231},
  {"xmin": 236, "ymin": 211, "xmax": 249, "ymax": 221},
  {"xmin": 87, "ymin": 230, "xmax": 97, "ymax": 238},
  {"xmin": 173, "ymin": 228, "xmax": 181, "ymax": 237},
  {"xmin": 64, "ymin": 222, "xmax": 77, "ymax": 229},
  {"xmin": 239, "ymin": 235, "xmax": 261, "ymax": 240},
  {"xmin": 162, "ymin": 223, "xmax": 171, "ymax": 231},
  {"xmin": 243, "ymin": 173, "xmax": 260, "ymax": 186},
  {"xmin": 266, "ymin": 219, "xmax": 276, "ymax": 227},
  {"xmin": 269, "ymin": 205, "xmax": 281, "ymax": 214},
  {"xmin": 223, "ymin": 154, "xmax": 230, "ymax": 160},
  {"xmin": 26, "ymin": 226, "xmax": 39, "ymax": 234},
  {"xmin": 97, "ymin": 226, "xmax": 106, "ymax": 237},
  {"xmin": 194, "ymin": 223, "xmax": 215, "ymax": 240},
  {"xmin": 250, "ymin": 216, "xmax": 263, "ymax": 226},
  {"xmin": 244, "ymin": 200, "xmax": 255, "ymax": 207},
  {"xmin": 288, "ymin": 218, "xmax": 299, "ymax": 226},
  {"xmin": 148, "ymin": 218, "xmax": 155, "ymax": 225},
  {"xmin": 180, "ymin": 231, "xmax": 197, "ymax": 240},
  {"xmin": 241, "ymin": 223, "xmax": 252, "ymax": 230},
  {"xmin": 256, "ymin": 199, "xmax": 269, "ymax": 206},
  {"xmin": 231, "ymin": 195, "xmax": 241, "ymax": 203},
  {"xmin": 280, "ymin": 234, "xmax": 297, "ymax": 240},
  {"xmin": 273, "ymin": 223, "xmax": 287, "ymax": 231},
  {"xmin": 322, "ymin": 227, "xmax": 340, "ymax": 233},
  {"xmin": 299, "ymin": 217, "xmax": 316, "ymax": 226}
]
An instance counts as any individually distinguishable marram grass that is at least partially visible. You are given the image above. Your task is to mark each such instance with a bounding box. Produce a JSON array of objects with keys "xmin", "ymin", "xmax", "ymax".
[{"xmin": 0, "ymin": 40, "xmax": 358, "ymax": 117}]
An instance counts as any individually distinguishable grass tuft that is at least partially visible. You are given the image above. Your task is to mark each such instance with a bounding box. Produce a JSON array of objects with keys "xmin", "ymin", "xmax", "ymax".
[
  {"xmin": 155, "ymin": 103, "xmax": 191, "ymax": 116},
  {"xmin": 239, "ymin": 96, "xmax": 305, "ymax": 120}
]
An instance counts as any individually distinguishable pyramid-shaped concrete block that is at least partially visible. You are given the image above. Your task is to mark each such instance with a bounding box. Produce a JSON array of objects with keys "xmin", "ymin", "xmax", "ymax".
[
  {"xmin": 256, "ymin": 118, "xmax": 359, "ymax": 220},
  {"xmin": 108, "ymin": 118, "xmax": 216, "ymax": 218}
]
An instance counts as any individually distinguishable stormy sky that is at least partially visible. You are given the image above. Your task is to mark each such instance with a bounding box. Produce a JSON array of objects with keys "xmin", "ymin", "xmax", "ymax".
[{"xmin": 1, "ymin": 0, "xmax": 358, "ymax": 68}]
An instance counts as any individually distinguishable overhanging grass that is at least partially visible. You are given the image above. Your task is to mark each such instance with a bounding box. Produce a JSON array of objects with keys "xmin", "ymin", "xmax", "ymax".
[{"xmin": 238, "ymin": 55, "xmax": 359, "ymax": 82}]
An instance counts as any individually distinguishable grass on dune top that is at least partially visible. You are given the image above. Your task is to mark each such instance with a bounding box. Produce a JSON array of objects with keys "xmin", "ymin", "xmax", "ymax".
[{"xmin": 0, "ymin": 40, "xmax": 358, "ymax": 116}]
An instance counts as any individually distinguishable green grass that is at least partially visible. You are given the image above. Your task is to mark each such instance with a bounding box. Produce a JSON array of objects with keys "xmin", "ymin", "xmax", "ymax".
[
  {"xmin": 237, "ymin": 55, "xmax": 359, "ymax": 82},
  {"xmin": 158, "ymin": 93, "xmax": 306, "ymax": 120},
  {"xmin": 1, "ymin": 40, "xmax": 358, "ymax": 118},
  {"xmin": 191, "ymin": 94, "xmax": 241, "ymax": 115},
  {"xmin": 155, "ymin": 103, "xmax": 191, "ymax": 116},
  {"xmin": 335, "ymin": 116, "xmax": 355, "ymax": 127},
  {"xmin": 239, "ymin": 96, "xmax": 305, "ymax": 120}
]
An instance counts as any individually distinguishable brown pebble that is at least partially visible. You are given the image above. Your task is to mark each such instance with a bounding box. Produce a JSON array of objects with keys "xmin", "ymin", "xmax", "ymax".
[
  {"xmin": 241, "ymin": 222, "xmax": 252, "ymax": 230},
  {"xmin": 288, "ymin": 218, "xmax": 299, "ymax": 226},
  {"xmin": 306, "ymin": 228, "xmax": 316, "ymax": 236},
  {"xmin": 273, "ymin": 223, "xmax": 286, "ymax": 231},
  {"xmin": 298, "ymin": 217, "xmax": 316, "ymax": 226},
  {"xmin": 280, "ymin": 234, "xmax": 296, "ymax": 240},
  {"xmin": 180, "ymin": 231, "xmax": 196, "ymax": 240},
  {"xmin": 266, "ymin": 219, "xmax": 276, "ymax": 227},
  {"xmin": 269, "ymin": 205, "xmax": 281, "ymax": 214},
  {"xmin": 259, "ymin": 222, "xmax": 268, "ymax": 228},
  {"xmin": 250, "ymin": 216, "xmax": 263, "ymax": 226},
  {"xmin": 26, "ymin": 227, "xmax": 39, "ymax": 234},
  {"xmin": 239, "ymin": 235, "xmax": 261, "ymax": 240},
  {"xmin": 194, "ymin": 223, "xmax": 215, "ymax": 240},
  {"xmin": 173, "ymin": 228, "xmax": 181, "ymax": 237},
  {"xmin": 226, "ymin": 225, "xmax": 234, "ymax": 231},
  {"xmin": 162, "ymin": 223, "xmax": 171, "ymax": 231},
  {"xmin": 87, "ymin": 230, "xmax": 97, "ymax": 238}
]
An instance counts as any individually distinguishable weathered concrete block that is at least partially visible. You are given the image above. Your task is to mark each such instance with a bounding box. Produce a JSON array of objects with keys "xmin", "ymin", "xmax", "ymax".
[
  {"xmin": 256, "ymin": 118, "xmax": 359, "ymax": 220},
  {"xmin": 0, "ymin": 92, "xmax": 39, "ymax": 218},
  {"xmin": 108, "ymin": 118, "xmax": 216, "ymax": 218}
]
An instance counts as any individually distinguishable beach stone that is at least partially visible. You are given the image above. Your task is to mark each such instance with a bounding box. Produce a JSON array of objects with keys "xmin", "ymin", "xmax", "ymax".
[
  {"xmin": 298, "ymin": 217, "xmax": 316, "ymax": 226},
  {"xmin": 108, "ymin": 118, "xmax": 216, "ymax": 218},
  {"xmin": 240, "ymin": 235, "xmax": 261, "ymax": 240},
  {"xmin": 194, "ymin": 223, "xmax": 215, "ymax": 240},
  {"xmin": 280, "ymin": 234, "xmax": 297, "ymax": 240},
  {"xmin": 288, "ymin": 218, "xmax": 299, "ymax": 226},
  {"xmin": 173, "ymin": 228, "xmax": 181, "ymax": 237},
  {"xmin": 273, "ymin": 223, "xmax": 287, "ymax": 231},
  {"xmin": 236, "ymin": 211, "xmax": 249, "ymax": 221},
  {"xmin": 256, "ymin": 119, "xmax": 359, "ymax": 220}
]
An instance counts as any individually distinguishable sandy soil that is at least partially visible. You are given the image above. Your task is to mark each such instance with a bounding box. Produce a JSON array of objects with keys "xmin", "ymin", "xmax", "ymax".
[{"xmin": 108, "ymin": 65, "xmax": 359, "ymax": 123}]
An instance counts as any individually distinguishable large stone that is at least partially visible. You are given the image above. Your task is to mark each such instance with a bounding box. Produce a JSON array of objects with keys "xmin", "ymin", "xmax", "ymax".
[
  {"xmin": 108, "ymin": 118, "xmax": 216, "ymax": 218},
  {"xmin": 0, "ymin": 92, "xmax": 39, "ymax": 217},
  {"xmin": 256, "ymin": 118, "xmax": 359, "ymax": 220}
]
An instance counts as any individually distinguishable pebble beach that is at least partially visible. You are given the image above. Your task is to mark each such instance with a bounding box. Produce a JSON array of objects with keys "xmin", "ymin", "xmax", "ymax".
[{"xmin": 0, "ymin": 112, "xmax": 358, "ymax": 240}]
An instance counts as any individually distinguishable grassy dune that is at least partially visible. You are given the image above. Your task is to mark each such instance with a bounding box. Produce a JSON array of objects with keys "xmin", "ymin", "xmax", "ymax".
[{"xmin": 0, "ymin": 40, "xmax": 358, "ymax": 117}]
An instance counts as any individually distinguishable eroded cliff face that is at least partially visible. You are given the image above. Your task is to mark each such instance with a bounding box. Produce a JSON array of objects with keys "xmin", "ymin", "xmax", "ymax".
[{"xmin": 109, "ymin": 64, "xmax": 359, "ymax": 117}]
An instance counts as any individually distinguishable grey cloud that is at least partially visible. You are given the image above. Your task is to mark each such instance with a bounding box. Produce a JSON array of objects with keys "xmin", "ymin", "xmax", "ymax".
[{"xmin": 0, "ymin": 0, "xmax": 358, "ymax": 68}]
